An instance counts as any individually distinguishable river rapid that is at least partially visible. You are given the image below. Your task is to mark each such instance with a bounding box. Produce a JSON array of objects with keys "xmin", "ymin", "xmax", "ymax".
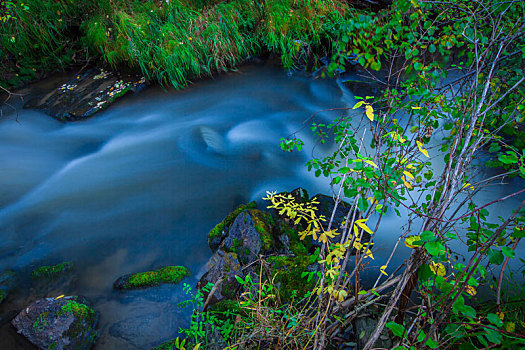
[
  {"xmin": 0, "ymin": 62, "xmax": 523, "ymax": 349},
  {"xmin": 0, "ymin": 62, "xmax": 353, "ymax": 349}
]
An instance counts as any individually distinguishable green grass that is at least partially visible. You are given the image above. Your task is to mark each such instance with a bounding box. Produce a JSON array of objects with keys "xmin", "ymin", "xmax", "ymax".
[{"xmin": 1, "ymin": 0, "xmax": 351, "ymax": 89}]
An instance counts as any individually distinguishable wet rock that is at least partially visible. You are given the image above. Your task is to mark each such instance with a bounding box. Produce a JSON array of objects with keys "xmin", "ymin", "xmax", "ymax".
[
  {"xmin": 197, "ymin": 250, "xmax": 243, "ymax": 304},
  {"xmin": 24, "ymin": 67, "xmax": 146, "ymax": 121},
  {"xmin": 31, "ymin": 262, "xmax": 74, "ymax": 280},
  {"xmin": 207, "ymin": 202, "xmax": 257, "ymax": 252},
  {"xmin": 109, "ymin": 311, "xmax": 176, "ymax": 349},
  {"xmin": 113, "ymin": 266, "xmax": 190, "ymax": 290},
  {"xmin": 223, "ymin": 211, "xmax": 263, "ymax": 264},
  {"xmin": 11, "ymin": 296, "xmax": 98, "ymax": 350}
]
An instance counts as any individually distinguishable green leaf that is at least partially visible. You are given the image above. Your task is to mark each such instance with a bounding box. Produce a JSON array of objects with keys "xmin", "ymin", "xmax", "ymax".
[
  {"xmin": 487, "ymin": 313, "xmax": 503, "ymax": 327},
  {"xmin": 386, "ymin": 321, "xmax": 405, "ymax": 337},
  {"xmin": 420, "ymin": 231, "xmax": 436, "ymax": 242},
  {"xmin": 488, "ymin": 143, "xmax": 501, "ymax": 153},
  {"xmin": 501, "ymin": 246, "xmax": 515, "ymax": 258},
  {"xmin": 513, "ymin": 227, "xmax": 525, "ymax": 238},
  {"xmin": 488, "ymin": 249, "xmax": 504, "ymax": 265},
  {"xmin": 418, "ymin": 264, "xmax": 433, "ymax": 281},
  {"xmin": 425, "ymin": 241, "xmax": 445, "ymax": 256},
  {"xmin": 484, "ymin": 328, "xmax": 502, "ymax": 344},
  {"xmin": 498, "ymin": 152, "xmax": 518, "ymax": 164}
]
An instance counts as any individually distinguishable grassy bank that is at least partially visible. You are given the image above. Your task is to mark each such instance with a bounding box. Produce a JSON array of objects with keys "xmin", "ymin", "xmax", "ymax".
[{"xmin": 0, "ymin": 0, "xmax": 350, "ymax": 89}]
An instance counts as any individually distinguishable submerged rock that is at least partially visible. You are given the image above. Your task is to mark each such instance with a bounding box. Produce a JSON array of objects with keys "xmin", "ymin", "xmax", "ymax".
[
  {"xmin": 113, "ymin": 266, "xmax": 191, "ymax": 290},
  {"xmin": 24, "ymin": 67, "xmax": 146, "ymax": 121},
  {"xmin": 11, "ymin": 296, "xmax": 98, "ymax": 350},
  {"xmin": 0, "ymin": 270, "xmax": 17, "ymax": 304},
  {"xmin": 31, "ymin": 261, "xmax": 74, "ymax": 280}
]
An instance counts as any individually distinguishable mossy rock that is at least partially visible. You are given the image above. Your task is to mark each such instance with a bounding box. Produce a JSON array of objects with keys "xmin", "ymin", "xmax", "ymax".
[
  {"xmin": 11, "ymin": 296, "xmax": 98, "ymax": 350},
  {"xmin": 113, "ymin": 266, "xmax": 191, "ymax": 290},
  {"xmin": 208, "ymin": 201, "xmax": 257, "ymax": 251},
  {"xmin": 31, "ymin": 262, "xmax": 74, "ymax": 280},
  {"xmin": 197, "ymin": 251, "xmax": 243, "ymax": 304},
  {"xmin": 267, "ymin": 253, "xmax": 319, "ymax": 302}
]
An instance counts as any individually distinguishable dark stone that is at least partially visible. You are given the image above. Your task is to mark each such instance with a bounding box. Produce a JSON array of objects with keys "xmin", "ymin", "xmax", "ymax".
[
  {"xmin": 11, "ymin": 296, "xmax": 98, "ymax": 350},
  {"xmin": 24, "ymin": 67, "xmax": 146, "ymax": 121},
  {"xmin": 223, "ymin": 211, "xmax": 263, "ymax": 265},
  {"xmin": 197, "ymin": 251, "xmax": 243, "ymax": 305}
]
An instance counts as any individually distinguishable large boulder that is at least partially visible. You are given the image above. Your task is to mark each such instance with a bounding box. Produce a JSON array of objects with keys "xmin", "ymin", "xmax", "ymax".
[{"xmin": 12, "ymin": 296, "xmax": 98, "ymax": 350}]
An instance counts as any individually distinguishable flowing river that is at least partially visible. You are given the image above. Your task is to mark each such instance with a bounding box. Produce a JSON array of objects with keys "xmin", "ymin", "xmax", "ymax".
[{"xmin": 0, "ymin": 62, "xmax": 523, "ymax": 349}]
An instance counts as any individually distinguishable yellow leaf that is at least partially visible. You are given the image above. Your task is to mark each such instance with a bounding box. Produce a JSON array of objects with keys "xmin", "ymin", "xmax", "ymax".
[
  {"xmin": 412, "ymin": 106, "xmax": 422, "ymax": 110},
  {"xmin": 355, "ymin": 219, "xmax": 373, "ymax": 234},
  {"xmin": 497, "ymin": 312, "xmax": 505, "ymax": 321},
  {"xmin": 397, "ymin": 133, "xmax": 406, "ymax": 143},
  {"xmin": 429, "ymin": 262, "xmax": 446, "ymax": 276},
  {"xmin": 380, "ymin": 265, "xmax": 388, "ymax": 276},
  {"xmin": 462, "ymin": 182, "xmax": 474, "ymax": 190},
  {"xmin": 365, "ymin": 104, "xmax": 374, "ymax": 121},
  {"xmin": 402, "ymin": 176, "xmax": 413, "ymax": 189},
  {"xmin": 364, "ymin": 160, "xmax": 378, "ymax": 168},
  {"xmin": 404, "ymin": 235, "xmax": 420, "ymax": 248},
  {"xmin": 55, "ymin": 295, "xmax": 65, "ymax": 300},
  {"xmin": 416, "ymin": 141, "xmax": 430, "ymax": 158},
  {"xmin": 505, "ymin": 322, "xmax": 515, "ymax": 333},
  {"xmin": 403, "ymin": 171, "xmax": 414, "ymax": 179},
  {"xmin": 353, "ymin": 101, "xmax": 365, "ymax": 109}
]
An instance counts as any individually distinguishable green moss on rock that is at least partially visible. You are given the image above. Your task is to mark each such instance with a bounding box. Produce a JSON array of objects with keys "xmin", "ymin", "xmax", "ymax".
[
  {"xmin": 114, "ymin": 266, "xmax": 191, "ymax": 290},
  {"xmin": 268, "ymin": 254, "xmax": 317, "ymax": 302},
  {"xmin": 208, "ymin": 201, "xmax": 257, "ymax": 250},
  {"xmin": 31, "ymin": 262, "xmax": 74, "ymax": 279},
  {"xmin": 249, "ymin": 209, "xmax": 275, "ymax": 251}
]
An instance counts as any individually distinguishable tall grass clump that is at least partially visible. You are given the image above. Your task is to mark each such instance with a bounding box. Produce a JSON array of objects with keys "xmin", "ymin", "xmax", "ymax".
[
  {"xmin": 2, "ymin": 0, "xmax": 354, "ymax": 89},
  {"xmin": 258, "ymin": 0, "xmax": 349, "ymax": 68},
  {"xmin": 0, "ymin": 0, "xmax": 88, "ymax": 87},
  {"xmin": 82, "ymin": 0, "xmax": 260, "ymax": 89}
]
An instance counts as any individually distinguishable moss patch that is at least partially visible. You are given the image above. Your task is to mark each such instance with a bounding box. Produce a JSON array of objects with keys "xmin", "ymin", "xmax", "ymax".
[
  {"xmin": 208, "ymin": 201, "xmax": 256, "ymax": 249},
  {"xmin": 267, "ymin": 254, "xmax": 316, "ymax": 302},
  {"xmin": 31, "ymin": 262, "xmax": 74, "ymax": 279},
  {"xmin": 117, "ymin": 266, "xmax": 191, "ymax": 289},
  {"xmin": 249, "ymin": 209, "xmax": 275, "ymax": 252}
]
